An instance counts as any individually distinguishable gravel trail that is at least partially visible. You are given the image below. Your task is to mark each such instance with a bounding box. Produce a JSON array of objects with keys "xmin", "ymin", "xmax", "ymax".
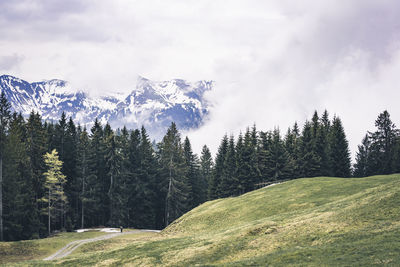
[{"xmin": 43, "ymin": 230, "xmax": 160, "ymax": 261}]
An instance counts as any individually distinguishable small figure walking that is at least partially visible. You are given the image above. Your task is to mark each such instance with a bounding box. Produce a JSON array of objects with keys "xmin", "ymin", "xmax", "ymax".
[{"xmin": 120, "ymin": 226, "xmax": 123, "ymax": 233}]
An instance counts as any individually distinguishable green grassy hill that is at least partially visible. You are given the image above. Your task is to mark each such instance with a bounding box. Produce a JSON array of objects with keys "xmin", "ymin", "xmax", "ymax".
[{"xmin": 6, "ymin": 174, "xmax": 400, "ymax": 266}]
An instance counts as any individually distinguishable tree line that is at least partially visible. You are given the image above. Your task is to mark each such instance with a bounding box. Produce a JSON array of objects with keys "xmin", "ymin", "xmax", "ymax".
[{"xmin": 0, "ymin": 91, "xmax": 399, "ymax": 241}]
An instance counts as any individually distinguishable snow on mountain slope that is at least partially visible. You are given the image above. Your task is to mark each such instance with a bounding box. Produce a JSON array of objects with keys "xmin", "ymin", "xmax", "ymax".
[{"xmin": 0, "ymin": 75, "xmax": 213, "ymax": 137}]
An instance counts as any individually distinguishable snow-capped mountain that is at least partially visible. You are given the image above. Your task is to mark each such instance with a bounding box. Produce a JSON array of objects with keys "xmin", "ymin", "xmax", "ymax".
[{"xmin": 0, "ymin": 75, "xmax": 213, "ymax": 137}]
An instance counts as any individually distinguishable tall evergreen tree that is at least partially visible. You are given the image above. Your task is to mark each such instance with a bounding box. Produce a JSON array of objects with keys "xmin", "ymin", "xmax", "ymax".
[
  {"xmin": 0, "ymin": 92, "xmax": 11, "ymax": 241},
  {"xmin": 219, "ymin": 135, "xmax": 238, "ymax": 197},
  {"xmin": 240, "ymin": 128, "xmax": 260, "ymax": 192},
  {"xmin": 85, "ymin": 119, "xmax": 105, "ymax": 226},
  {"xmin": 200, "ymin": 145, "xmax": 213, "ymax": 200},
  {"xmin": 134, "ymin": 127, "xmax": 158, "ymax": 228},
  {"xmin": 26, "ymin": 112, "xmax": 47, "ymax": 236},
  {"xmin": 284, "ymin": 123, "xmax": 301, "ymax": 178},
  {"xmin": 63, "ymin": 118, "xmax": 78, "ymax": 230},
  {"xmin": 209, "ymin": 135, "xmax": 228, "ymax": 199},
  {"xmin": 319, "ymin": 110, "xmax": 332, "ymax": 176},
  {"xmin": 76, "ymin": 126, "xmax": 91, "ymax": 228},
  {"xmin": 329, "ymin": 116, "xmax": 351, "ymax": 177},
  {"xmin": 269, "ymin": 128, "xmax": 292, "ymax": 180},
  {"xmin": 104, "ymin": 128, "xmax": 122, "ymax": 226},
  {"xmin": 392, "ymin": 136, "xmax": 400, "ymax": 173},
  {"xmin": 353, "ymin": 134, "xmax": 371, "ymax": 177},
  {"xmin": 299, "ymin": 121, "xmax": 321, "ymax": 177},
  {"xmin": 258, "ymin": 131, "xmax": 274, "ymax": 184},
  {"xmin": 127, "ymin": 129, "xmax": 141, "ymax": 228},
  {"xmin": 116, "ymin": 126, "xmax": 132, "ymax": 227},
  {"xmin": 368, "ymin": 111, "xmax": 398, "ymax": 174},
  {"xmin": 158, "ymin": 123, "xmax": 189, "ymax": 226},
  {"xmin": 184, "ymin": 137, "xmax": 205, "ymax": 207}
]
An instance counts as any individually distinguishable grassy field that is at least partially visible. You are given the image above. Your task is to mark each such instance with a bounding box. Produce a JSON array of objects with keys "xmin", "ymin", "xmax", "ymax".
[
  {"xmin": 0, "ymin": 231, "xmax": 108, "ymax": 265},
  {"xmin": 3, "ymin": 174, "xmax": 400, "ymax": 266}
]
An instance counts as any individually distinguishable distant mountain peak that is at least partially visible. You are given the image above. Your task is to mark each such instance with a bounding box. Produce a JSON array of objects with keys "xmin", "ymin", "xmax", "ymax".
[{"xmin": 0, "ymin": 75, "xmax": 213, "ymax": 138}]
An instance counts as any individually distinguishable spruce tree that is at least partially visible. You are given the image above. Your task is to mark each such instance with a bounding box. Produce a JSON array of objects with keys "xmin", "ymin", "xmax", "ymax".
[
  {"xmin": 86, "ymin": 118, "xmax": 105, "ymax": 226},
  {"xmin": 329, "ymin": 116, "xmax": 351, "ymax": 177},
  {"xmin": 127, "ymin": 129, "xmax": 141, "ymax": 228},
  {"xmin": 284, "ymin": 123, "xmax": 301, "ymax": 178},
  {"xmin": 270, "ymin": 128, "xmax": 292, "ymax": 180},
  {"xmin": 353, "ymin": 134, "xmax": 370, "ymax": 177},
  {"xmin": 183, "ymin": 137, "xmax": 204, "ymax": 208},
  {"xmin": 240, "ymin": 128, "xmax": 260, "ymax": 192},
  {"xmin": 219, "ymin": 135, "xmax": 238, "ymax": 197},
  {"xmin": 104, "ymin": 128, "xmax": 122, "ymax": 226},
  {"xmin": 368, "ymin": 111, "xmax": 398, "ymax": 174},
  {"xmin": 26, "ymin": 112, "xmax": 47, "ymax": 236},
  {"xmin": 200, "ymin": 145, "xmax": 213, "ymax": 200},
  {"xmin": 258, "ymin": 131, "xmax": 274, "ymax": 184},
  {"xmin": 3, "ymin": 113, "xmax": 29, "ymax": 240},
  {"xmin": 76, "ymin": 126, "xmax": 91, "ymax": 228},
  {"xmin": 116, "ymin": 126, "xmax": 132, "ymax": 227},
  {"xmin": 158, "ymin": 123, "xmax": 189, "ymax": 226},
  {"xmin": 299, "ymin": 121, "xmax": 321, "ymax": 177},
  {"xmin": 134, "ymin": 127, "xmax": 157, "ymax": 228},
  {"xmin": 0, "ymin": 92, "xmax": 11, "ymax": 241},
  {"xmin": 319, "ymin": 110, "xmax": 332, "ymax": 176},
  {"xmin": 236, "ymin": 133, "xmax": 246, "ymax": 194},
  {"xmin": 209, "ymin": 135, "xmax": 228, "ymax": 199}
]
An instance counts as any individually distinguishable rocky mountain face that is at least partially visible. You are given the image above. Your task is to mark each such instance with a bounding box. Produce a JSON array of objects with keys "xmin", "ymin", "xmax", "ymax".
[{"xmin": 0, "ymin": 75, "xmax": 213, "ymax": 137}]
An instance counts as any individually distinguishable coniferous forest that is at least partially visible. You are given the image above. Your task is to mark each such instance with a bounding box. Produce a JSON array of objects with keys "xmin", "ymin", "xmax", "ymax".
[{"xmin": 0, "ymin": 92, "xmax": 400, "ymax": 241}]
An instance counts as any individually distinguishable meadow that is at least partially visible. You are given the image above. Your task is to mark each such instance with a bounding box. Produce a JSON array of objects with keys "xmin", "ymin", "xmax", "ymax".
[{"xmin": 2, "ymin": 174, "xmax": 400, "ymax": 266}]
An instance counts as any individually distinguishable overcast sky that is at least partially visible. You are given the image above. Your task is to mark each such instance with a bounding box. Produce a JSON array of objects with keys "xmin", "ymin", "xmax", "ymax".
[{"xmin": 1, "ymin": 0, "xmax": 400, "ymax": 158}]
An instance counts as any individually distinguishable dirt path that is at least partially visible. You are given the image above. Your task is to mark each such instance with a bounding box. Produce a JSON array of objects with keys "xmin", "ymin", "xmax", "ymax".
[{"xmin": 43, "ymin": 230, "xmax": 160, "ymax": 261}]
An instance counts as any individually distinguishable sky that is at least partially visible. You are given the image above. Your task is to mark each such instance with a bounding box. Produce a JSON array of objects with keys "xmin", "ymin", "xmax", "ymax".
[{"xmin": 1, "ymin": 0, "xmax": 400, "ymax": 158}]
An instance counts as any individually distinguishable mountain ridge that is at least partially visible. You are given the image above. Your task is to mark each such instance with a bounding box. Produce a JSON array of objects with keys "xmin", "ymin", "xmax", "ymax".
[{"xmin": 0, "ymin": 74, "xmax": 213, "ymax": 137}]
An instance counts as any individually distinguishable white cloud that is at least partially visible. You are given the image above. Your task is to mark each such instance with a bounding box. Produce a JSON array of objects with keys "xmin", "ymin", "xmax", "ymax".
[{"xmin": 1, "ymin": 0, "xmax": 400, "ymax": 159}]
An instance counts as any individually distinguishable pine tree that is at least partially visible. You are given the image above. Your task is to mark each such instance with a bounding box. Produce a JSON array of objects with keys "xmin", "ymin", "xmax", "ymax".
[
  {"xmin": 0, "ymin": 92, "xmax": 11, "ymax": 241},
  {"xmin": 209, "ymin": 135, "xmax": 228, "ymax": 199},
  {"xmin": 76, "ymin": 126, "xmax": 91, "ymax": 228},
  {"xmin": 41, "ymin": 149, "xmax": 67, "ymax": 235},
  {"xmin": 127, "ymin": 129, "xmax": 141, "ymax": 228},
  {"xmin": 3, "ymin": 113, "xmax": 29, "ymax": 240},
  {"xmin": 138, "ymin": 127, "xmax": 158, "ymax": 228},
  {"xmin": 86, "ymin": 118, "xmax": 105, "ymax": 226},
  {"xmin": 104, "ymin": 128, "xmax": 122, "ymax": 226},
  {"xmin": 236, "ymin": 133, "xmax": 246, "ymax": 194},
  {"xmin": 368, "ymin": 111, "xmax": 398, "ymax": 174},
  {"xmin": 26, "ymin": 112, "xmax": 47, "ymax": 236},
  {"xmin": 299, "ymin": 121, "xmax": 321, "ymax": 177},
  {"xmin": 319, "ymin": 110, "xmax": 332, "ymax": 176},
  {"xmin": 239, "ymin": 128, "xmax": 260, "ymax": 192},
  {"xmin": 270, "ymin": 128, "xmax": 292, "ymax": 180},
  {"xmin": 200, "ymin": 145, "xmax": 213, "ymax": 200},
  {"xmin": 158, "ymin": 123, "xmax": 189, "ymax": 226},
  {"xmin": 258, "ymin": 131, "xmax": 274, "ymax": 184},
  {"xmin": 392, "ymin": 136, "xmax": 400, "ymax": 173},
  {"xmin": 116, "ymin": 126, "xmax": 132, "ymax": 227},
  {"xmin": 183, "ymin": 137, "xmax": 204, "ymax": 208},
  {"xmin": 353, "ymin": 134, "xmax": 370, "ymax": 177},
  {"xmin": 219, "ymin": 135, "xmax": 238, "ymax": 197},
  {"xmin": 284, "ymin": 123, "xmax": 301, "ymax": 178},
  {"xmin": 329, "ymin": 116, "xmax": 351, "ymax": 177},
  {"xmin": 64, "ymin": 118, "xmax": 78, "ymax": 230}
]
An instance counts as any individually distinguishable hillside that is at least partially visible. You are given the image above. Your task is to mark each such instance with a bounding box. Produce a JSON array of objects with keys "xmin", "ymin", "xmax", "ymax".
[{"xmin": 6, "ymin": 174, "xmax": 400, "ymax": 266}]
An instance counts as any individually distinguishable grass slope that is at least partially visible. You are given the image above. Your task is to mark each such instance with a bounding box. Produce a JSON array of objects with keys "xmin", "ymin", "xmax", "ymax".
[
  {"xmin": 6, "ymin": 174, "xmax": 400, "ymax": 266},
  {"xmin": 0, "ymin": 231, "xmax": 107, "ymax": 265}
]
